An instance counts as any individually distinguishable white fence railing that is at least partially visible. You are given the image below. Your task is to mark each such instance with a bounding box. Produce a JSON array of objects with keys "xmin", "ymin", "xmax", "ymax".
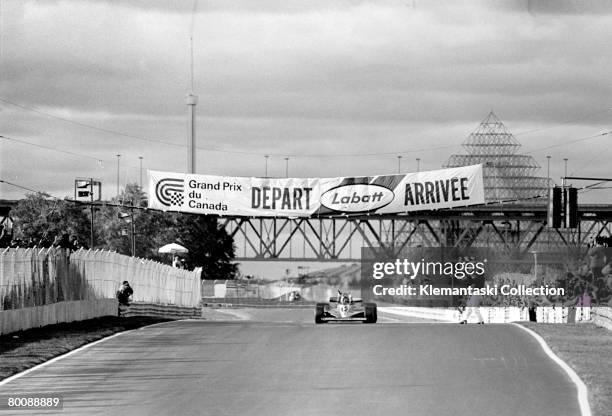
[{"xmin": 1, "ymin": 248, "xmax": 201, "ymax": 310}]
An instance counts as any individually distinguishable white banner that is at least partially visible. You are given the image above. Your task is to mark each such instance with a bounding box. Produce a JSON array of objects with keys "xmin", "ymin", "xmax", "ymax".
[{"xmin": 148, "ymin": 164, "xmax": 484, "ymax": 217}]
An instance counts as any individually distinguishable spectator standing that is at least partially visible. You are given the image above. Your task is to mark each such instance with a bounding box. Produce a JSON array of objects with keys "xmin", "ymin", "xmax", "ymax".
[
  {"xmin": 460, "ymin": 281, "xmax": 484, "ymax": 324},
  {"xmin": 588, "ymin": 239, "xmax": 606, "ymax": 281},
  {"xmin": 117, "ymin": 280, "xmax": 134, "ymax": 317}
]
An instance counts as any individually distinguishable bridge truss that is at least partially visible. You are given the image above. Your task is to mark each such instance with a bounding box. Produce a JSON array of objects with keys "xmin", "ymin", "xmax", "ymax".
[{"xmin": 222, "ymin": 204, "xmax": 612, "ymax": 261}]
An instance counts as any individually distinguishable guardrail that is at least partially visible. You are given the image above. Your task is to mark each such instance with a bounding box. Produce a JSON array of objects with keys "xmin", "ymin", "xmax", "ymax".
[
  {"xmin": 379, "ymin": 306, "xmax": 594, "ymax": 324},
  {"xmin": 592, "ymin": 307, "xmax": 612, "ymax": 330},
  {"xmin": 120, "ymin": 302, "xmax": 201, "ymax": 319}
]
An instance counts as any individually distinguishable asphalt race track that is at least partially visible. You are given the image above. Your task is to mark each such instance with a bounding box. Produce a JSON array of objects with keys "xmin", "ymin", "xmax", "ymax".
[{"xmin": 0, "ymin": 309, "xmax": 581, "ymax": 416}]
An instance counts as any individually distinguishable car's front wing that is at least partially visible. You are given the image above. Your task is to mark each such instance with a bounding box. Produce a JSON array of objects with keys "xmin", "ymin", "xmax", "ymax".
[{"xmin": 322, "ymin": 312, "xmax": 367, "ymax": 321}]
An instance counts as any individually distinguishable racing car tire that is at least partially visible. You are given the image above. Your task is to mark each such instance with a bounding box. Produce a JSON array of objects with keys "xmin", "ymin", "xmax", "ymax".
[
  {"xmin": 364, "ymin": 303, "xmax": 377, "ymax": 323},
  {"xmin": 315, "ymin": 303, "xmax": 328, "ymax": 324}
]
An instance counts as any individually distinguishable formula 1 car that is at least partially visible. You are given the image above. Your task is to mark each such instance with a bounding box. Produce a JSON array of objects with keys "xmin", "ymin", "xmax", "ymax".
[{"xmin": 315, "ymin": 291, "xmax": 377, "ymax": 324}]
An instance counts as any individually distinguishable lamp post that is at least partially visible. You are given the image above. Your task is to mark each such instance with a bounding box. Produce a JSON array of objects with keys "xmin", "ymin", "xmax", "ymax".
[
  {"xmin": 186, "ymin": 94, "xmax": 198, "ymax": 174},
  {"xmin": 546, "ymin": 156, "xmax": 551, "ymax": 246},
  {"xmin": 264, "ymin": 155, "xmax": 269, "ymax": 177},
  {"xmin": 285, "ymin": 157, "xmax": 289, "ymax": 177},
  {"xmin": 416, "ymin": 158, "xmax": 421, "ymax": 172},
  {"xmin": 139, "ymin": 156, "xmax": 143, "ymax": 189},
  {"xmin": 116, "ymin": 154, "xmax": 121, "ymax": 197},
  {"xmin": 397, "ymin": 155, "xmax": 402, "ymax": 174},
  {"xmin": 530, "ymin": 250, "xmax": 539, "ymax": 281}
]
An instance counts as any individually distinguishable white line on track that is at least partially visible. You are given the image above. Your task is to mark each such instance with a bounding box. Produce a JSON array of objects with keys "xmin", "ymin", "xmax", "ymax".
[
  {"xmin": 511, "ymin": 323, "xmax": 592, "ymax": 416},
  {"xmin": 0, "ymin": 320, "xmax": 179, "ymax": 387}
]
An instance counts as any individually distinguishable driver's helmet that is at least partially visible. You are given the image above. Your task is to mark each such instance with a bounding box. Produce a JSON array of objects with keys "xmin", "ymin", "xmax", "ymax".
[{"xmin": 340, "ymin": 294, "xmax": 350, "ymax": 304}]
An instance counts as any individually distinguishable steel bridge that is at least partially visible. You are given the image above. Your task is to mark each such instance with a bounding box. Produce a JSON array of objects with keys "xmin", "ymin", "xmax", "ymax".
[{"xmin": 222, "ymin": 204, "xmax": 612, "ymax": 261}]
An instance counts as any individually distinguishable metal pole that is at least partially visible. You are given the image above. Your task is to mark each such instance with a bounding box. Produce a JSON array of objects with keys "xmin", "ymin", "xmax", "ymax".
[
  {"xmin": 397, "ymin": 155, "xmax": 402, "ymax": 174},
  {"xmin": 265, "ymin": 155, "xmax": 269, "ymax": 177},
  {"xmin": 546, "ymin": 156, "xmax": 551, "ymax": 247},
  {"xmin": 563, "ymin": 158, "xmax": 568, "ymax": 180},
  {"xmin": 186, "ymin": 94, "xmax": 198, "ymax": 174},
  {"xmin": 116, "ymin": 154, "xmax": 121, "ymax": 197},
  {"xmin": 416, "ymin": 158, "xmax": 421, "ymax": 172},
  {"xmin": 131, "ymin": 207, "xmax": 136, "ymax": 257},
  {"xmin": 90, "ymin": 177, "xmax": 95, "ymax": 249},
  {"xmin": 139, "ymin": 156, "xmax": 143, "ymax": 189},
  {"xmin": 285, "ymin": 157, "xmax": 289, "ymax": 178}
]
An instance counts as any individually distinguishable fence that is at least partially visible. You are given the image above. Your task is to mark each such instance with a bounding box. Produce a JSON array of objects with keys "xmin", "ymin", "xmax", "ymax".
[
  {"xmin": 592, "ymin": 306, "xmax": 612, "ymax": 330},
  {"xmin": 0, "ymin": 248, "xmax": 202, "ymax": 334},
  {"xmin": 0, "ymin": 300, "xmax": 118, "ymax": 335}
]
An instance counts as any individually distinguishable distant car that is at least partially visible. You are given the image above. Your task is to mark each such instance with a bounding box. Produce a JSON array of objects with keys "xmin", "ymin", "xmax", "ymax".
[{"xmin": 315, "ymin": 291, "xmax": 377, "ymax": 324}]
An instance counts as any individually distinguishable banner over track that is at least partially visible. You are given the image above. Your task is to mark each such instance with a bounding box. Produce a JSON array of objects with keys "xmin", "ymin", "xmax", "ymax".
[{"xmin": 148, "ymin": 164, "xmax": 484, "ymax": 218}]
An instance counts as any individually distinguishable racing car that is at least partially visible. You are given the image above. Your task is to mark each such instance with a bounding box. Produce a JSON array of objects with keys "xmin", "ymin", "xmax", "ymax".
[{"xmin": 315, "ymin": 291, "xmax": 377, "ymax": 324}]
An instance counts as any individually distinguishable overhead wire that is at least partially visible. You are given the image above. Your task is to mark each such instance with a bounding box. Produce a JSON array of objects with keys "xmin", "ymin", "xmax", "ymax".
[
  {"xmin": 1, "ymin": 134, "xmax": 106, "ymax": 163},
  {"xmin": 523, "ymin": 131, "xmax": 610, "ymax": 155},
  {"xmin": 1, "ymin": 97, "xmax": 610, "ymax": 160},
  {"xmin": 0, "ymin": 98, "xmax": 459, "ymax": 157},
  {"xmin": 514, "ymin": 108, "xmax": 612, "ymax": 137},
  {"xmin": 0, "ymin": 179, "xmax": 56, "ymax": 196}
]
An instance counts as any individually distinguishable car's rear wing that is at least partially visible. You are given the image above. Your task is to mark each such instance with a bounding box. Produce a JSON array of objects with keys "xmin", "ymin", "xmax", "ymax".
[{"xmin": 328, "ymin": 297, "xmax": 362, "ymax": 303}]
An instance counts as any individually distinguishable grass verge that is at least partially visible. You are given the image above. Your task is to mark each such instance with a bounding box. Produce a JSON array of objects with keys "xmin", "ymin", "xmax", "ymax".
[
  {"xmin": 520, "ymin": 322, "xmax": 612, "ymax": 416},
  {"xmin": 0, "ymin": 316, "xmax": 172, "ymax": 381}
]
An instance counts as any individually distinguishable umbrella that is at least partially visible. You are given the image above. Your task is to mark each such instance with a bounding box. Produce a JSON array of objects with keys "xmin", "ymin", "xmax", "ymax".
[{"xmin": 158, "ymin": 243, "xmax": 189, "ymax": 254}]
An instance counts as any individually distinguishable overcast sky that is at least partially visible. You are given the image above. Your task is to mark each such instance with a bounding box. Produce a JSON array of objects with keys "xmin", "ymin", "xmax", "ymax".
[{"xmin": 1, "ymin": 0, "xmax": 611, "ymax": 203}]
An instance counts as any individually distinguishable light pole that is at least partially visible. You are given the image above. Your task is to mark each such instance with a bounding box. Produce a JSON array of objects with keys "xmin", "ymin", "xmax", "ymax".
[
  {"xmin": 546, "ymin": 155, "xmax": 551, "ymax": 246},
  {"xmin": 397, "ymin": 155, "xmax": 402, "ymax": 174},
  {"xmin": 416, "ymin": 158, "xmax": 421, "ymax": 172},
  {"xmin": 530, "ymin": 250, "xmax": 539, "ymax": 281},
  {"xmin": 116, "ymin": 154, "xmax": 121, "ymax": 197},
  {"xmin": 264, "ymin": 155, "xmax": 269, "ymax": 177},
  {"xmin": 139, "ymin": 156, "xmax": 144, "ymax": 190},
  {"xmin": 186, "ymin": 94, "xmax": 198, "ymax": 174},
  {"xmin": 285, "ymin": 157, "xmax": 289, "ymax": 177},
  {"xmin": 564, "ymin": 158, "xmax": 568, "ymax": 179}
]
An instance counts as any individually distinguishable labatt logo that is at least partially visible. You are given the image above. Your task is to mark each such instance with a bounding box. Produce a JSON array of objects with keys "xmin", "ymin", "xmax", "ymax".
[{"xmin": 320, "ymin": 184, "xmax": 394, "ymax": 212}]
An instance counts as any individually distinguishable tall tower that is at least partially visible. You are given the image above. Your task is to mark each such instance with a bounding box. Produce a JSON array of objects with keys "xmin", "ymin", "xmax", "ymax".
[
  {"xmin": 187, "ymin": 0, "xmax": 198, "ymax": 174},
  {"xmin": 186, "ymin": 93, "xmax": 198, "ymax": 174}
]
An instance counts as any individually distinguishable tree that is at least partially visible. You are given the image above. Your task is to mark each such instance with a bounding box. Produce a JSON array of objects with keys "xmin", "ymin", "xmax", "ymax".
[
  {"xmin": 10, "ymin": 193, "xmax": 90, "ymax": 247},
  {"xmin": 99, "ymin": 184, "xmax": 237, "ymax": 279},
  {"xmin": 171, "ymin": 214, "xmax": 238, "ymax": 280},
  {"xmin": 11, "ymin": 185, "xmax": 238, "ymax": 279},
  {"xmin": 96, "ymin": 183, "xmax": 173, "ymax": 257}
]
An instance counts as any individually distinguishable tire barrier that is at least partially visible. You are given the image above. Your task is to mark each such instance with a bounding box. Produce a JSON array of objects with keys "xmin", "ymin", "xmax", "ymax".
[
  {"xmin": 119, "ymin": 302, "xmax": 201, "ymax": 319},
  {"xmin": 201, "ymin": 297, "xmax": 315, "ymax": 309}
]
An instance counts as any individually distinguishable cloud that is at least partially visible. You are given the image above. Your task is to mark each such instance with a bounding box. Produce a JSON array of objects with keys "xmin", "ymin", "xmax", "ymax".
[{"xmin": 1, "ymin": 0, "xmax": 611, "ymax": 203}]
